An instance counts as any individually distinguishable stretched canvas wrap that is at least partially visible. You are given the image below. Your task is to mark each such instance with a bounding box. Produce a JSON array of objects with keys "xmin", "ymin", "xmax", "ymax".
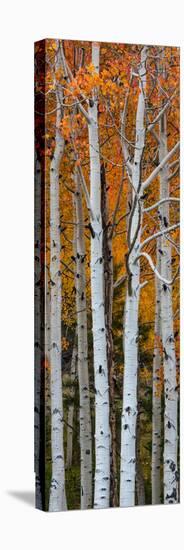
[{"xmin": 34, "ymin": 39, "xmax": 180, "ymax": 512}]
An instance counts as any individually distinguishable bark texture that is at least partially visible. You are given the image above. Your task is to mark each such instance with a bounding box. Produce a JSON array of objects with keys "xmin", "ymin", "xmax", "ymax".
[
  {"xmin": 34, "ymin": 154, "xmax": 42, "ymax": 509},
  {"xmin": 49, "ymin": 43, "xmax": 67, "ymax": 512},
  {"xmin": 74, "ymin": 171, "xmax": 93, "ymax": 509},
  {"xmin": 88, "ymin": 43, "xmax": 110, "ymax": 509},
  {"xmin": 101, "ymin": 163, "xmax": 118, "ymax": 507},
  {"xmin": 152, "ymin": 238, "xmax": 162, "ymax": 504},
  {"xmin": 120, "ymin": 46, "xmax": 148, "ymax": 507},
  {"xmin": 66, "ymin": 339, "xmax": 77, "ymax": 469},
  {"xmin": 136, "ymin": 395, "xmax": 145, "ymax": 506},
  {"xmin": 159, "ymin": 114, "xmax": 178, "ymax": 504}
]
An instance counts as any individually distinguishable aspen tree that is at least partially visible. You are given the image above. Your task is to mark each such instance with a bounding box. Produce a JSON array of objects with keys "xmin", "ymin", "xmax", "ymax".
[
  {"xmin": 88, "ymin": 43, "xmax": 110, "ymax": 508},
  {"xmin": 152, "ymin": 239, "xmax": 162, "ymax": 504},
  {"xmin": 159, "ymin": 110, "xmax": 178, "ymax": 504},
  {"xmin": 66, "ymin": 340, "xmax": 77, "ymax": 469},
  {"xmin": 120, "ymin": 46, "xmax": 148, "ymax": 507},
  {"xmin": 34, "ymin": 154, "xmax": 42, "ymax": 509},
  {"xmin": 49, "ymin": 42, "xmax": 67, "ymax": 512},
  {"xmin": 74, "ymin": 171, "xmax": 92, "ymax": 509}
]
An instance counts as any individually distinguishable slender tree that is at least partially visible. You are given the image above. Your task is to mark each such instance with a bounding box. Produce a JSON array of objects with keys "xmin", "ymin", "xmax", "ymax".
[
  {"xmin": 88, "ymin": 42, "xmax": 111, "ymax": 508},
  {"xmin": 34, "ymin": 153, "xmax": 42, "ymax": 509},
  {"xmin": 49, "ymin": 42, "xmax": 67, "ymax": 512},
  {"xmin": 120, "ymin": 46, "xmax": 148, "ymax": 507},
  {"xmin": 159, "ymin": 110, "xmax": 178, "ymax": 504},
  {"xmin": 66, "ymin": 338, "xmax": 77, "ymax": 469},
  {"xmin": 136, "ymin": 391, "xmax": 145, "ymax": 506},
  {"xmin": 101, "ymin": 162, "xmax": 118, "ymax": 507},
  {"xmin": 151, "ymin": 238, "xmax": 162, "ymax": 504},
  {"xmin": 74, "ymin": 170, "xmax": 92, "ymax": 509}
]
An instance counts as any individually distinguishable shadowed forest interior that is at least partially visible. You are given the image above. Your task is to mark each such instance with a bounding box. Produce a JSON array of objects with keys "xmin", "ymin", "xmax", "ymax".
[{"xmin": 34, "ymin": 39, "xmax": 180, "ymax": 512}]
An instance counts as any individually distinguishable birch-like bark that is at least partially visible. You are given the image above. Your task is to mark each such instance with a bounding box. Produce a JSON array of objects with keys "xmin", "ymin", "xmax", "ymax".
[
  {"xmin": 66, "ymin": 339, "xmax": 77, "ymax": 469},
  {"xmin": 74, "ymin": 171, "xmax": 92, "ymax": 509},
  {"xmin": 120, "ymin": 46, "xmax": 148, "ymax": 507},
  {"xmin": 101, "ymin": 163, "xmax": 117, "ymax": 507},
  {"xmin": 159, "ymin": 112, "xmax": 178, "ymax": 504},
  {"xmin": 34, "ymin": 154, "xmax": 42, "ymax": 509},
  {"xmin": 45, "ymin": 268, "xmax": 51, "ymax": 422},
  {"xmin": 136, "ymin": 390, "xmax": 145, "ymax": 506},
  {"xmin": 88, "ymin": 43, "xmax": 110, "ymax": 509},
  {"xmin": 49, "ymin": 43, "xmax": 67, "ymax": 512},
  {"xmin": 151, "ymin": 238, "xmax": 162, "ymax": 504}
]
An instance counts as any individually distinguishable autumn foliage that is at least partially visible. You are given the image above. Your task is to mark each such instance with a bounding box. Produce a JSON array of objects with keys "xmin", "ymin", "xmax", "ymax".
[{"xmin": 34, "ymin": 39, "xmax": 180, "ymax": 511}]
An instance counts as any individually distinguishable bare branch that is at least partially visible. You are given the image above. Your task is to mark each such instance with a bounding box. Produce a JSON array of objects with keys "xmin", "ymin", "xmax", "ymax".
[
  {"xmin": 113, "ymin": 274, "xmax": 127, "ymax": 289},
  {"xmin": 120, "ymin": 88, "xmax": 133, "ymax": 182},
  {"xmin": 169, "ymin": 159, "xmax": 180, "ymax": 170},
  {"xmin": 70, "ymin": 130, "xmax": 95, "ymax": 219},
  {"xmin": 150, "ymin": 128, "xmax": 160, "ymax": 144},
  {"xmin": 143, "ymin": 197, "xmax": 180, "ymax": 213},
  {"xmin": 142, "ymin": 141, "xmax": 180, "ymax": 191},
  {"xmin": 76, "ymin": 164, "xmax": 95, "ymax": 220},
  {"xmin": 109, "ymin": 176, "xmax": 125, "ymax": 238},
  {"xmin": 147, "ymin": 89, "xmax": 178, "ymax": 133},
  {"xmin": 168, "ymin": 165, "xmax": 179, "ymax": 181},
  {"xmin": 139, "ymin": 280, "xmax": 149, "ymax": 290},
  {"xmin": 60, "ymin": 260, "xmax": 75, "ymax": 276},
  {"xmin": 135, "ymin": 251, "xmax": 178, "ymax": 285},
  {"xmin": 165, "ymin": 235, "xmax": 180, "ymax": 255},
  {"xmin": 140, "ymin": 222, "xmax": 180, "ymax": 250},
  {"xmin": 59, "ymin": 41, "xmax": 92, "ymax": 125}
]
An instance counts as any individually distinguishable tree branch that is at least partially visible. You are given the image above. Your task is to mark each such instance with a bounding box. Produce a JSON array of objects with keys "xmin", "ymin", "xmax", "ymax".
[
  {"xmin": 113, "ymin": 274, "xmax": 127, "ymax": 289},
  {"xmin": 120, "ymin": 88, "xmax": 133, "ymax": 182},
  {"xmin": 147, "ymin": 89, "xmax": 178, "ymax": 133},
  {"xmin": 140, "ymin": 222, "xmax": 180, "ymax": 250},
  {"xmin": 134, "ymin": 251, "xmax": 178, "ymax": 285},
  {"xmin": 76, "ymin": 164, "xmax": 95, "ymax": 220},
  {"xmin": 59, "ymin": 41, "xmax": 92, "ymax": 125},
  {"xmin": 142, "ymin": 141, "xmax": 180, "ymax": 191},
  {"xmin": 109, "ymin": 176, "xmax": 125, "ymax": 238},
  {"xmin": 143, "ymin": 197, "xmax": 180, "ymax": 213},
  {"xmin": 168, "ymin": 164, "xmax": 179, "ymax": 181},
  {"xmin": 70, "ymin": 130, "xmax": 95, "ymax": 219},
  {"xmin": 60, "ymin": 260, "xmax": 75, "ymax": 276}
]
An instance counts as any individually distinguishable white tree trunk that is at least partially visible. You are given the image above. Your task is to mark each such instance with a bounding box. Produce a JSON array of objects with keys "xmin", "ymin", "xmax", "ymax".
[
  {"xmin": 66, "ymin": 339, "xmax": 77, "ymax": 469},
  {"xmin": 88, "ymin": 42, "xmax": 110, "ymax": 509},
  {"xmin": 49, "ymin": 43, "xmax": 67, "ymax": 512},
  {"xmin": 120, "ymin": 46, "xmax": 148, "ymax": 507},
  {"xmin": 136, "ymin": 403, "xmax": 145, "ymax": 506},
  {"xmin": 59, "ymin": 42, "xmax": 94, "ymax": 506},
  {"xmin": 152, "ymin": 238, "xmax": 162, "ymax": 504},
  {"xmin": 74, "ymin": 172, "xmax": 92, "ymax": 508},
  {"xmin": 159, "ymin": 115, "xmax": 178, "ymax": 504},
  {"xmin": 101, "ymin": 165, "xmax": 118, "ymax": 506},
  {"xmin": 120, "ymin": 259, "xmax": 140, "ymax": 507},
  {"xmin": 34, "ymin": 154, "xmax": 42, "ymax": 509}
]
